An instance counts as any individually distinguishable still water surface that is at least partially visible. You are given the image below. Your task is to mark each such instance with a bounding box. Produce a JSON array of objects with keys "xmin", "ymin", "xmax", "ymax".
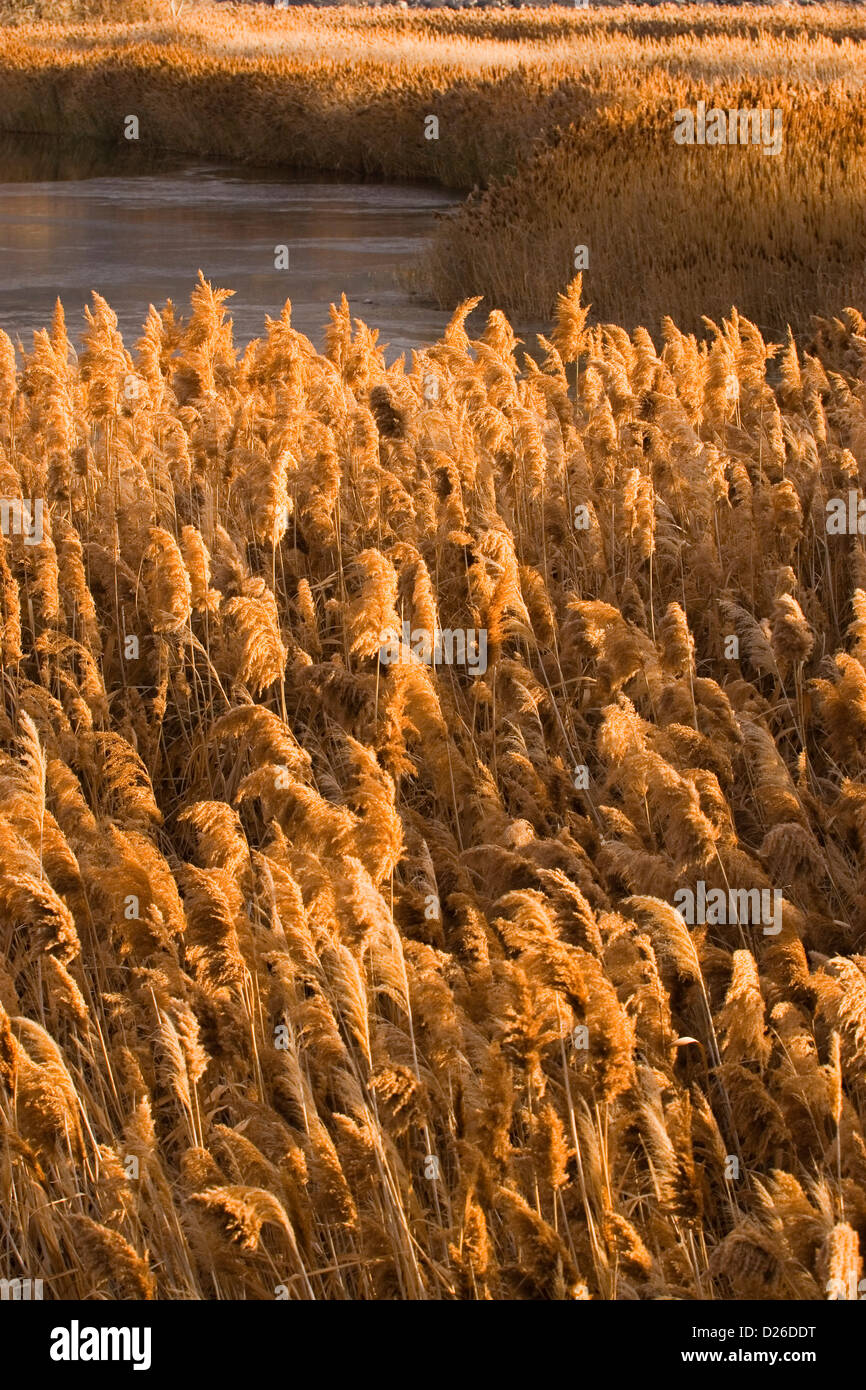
[{"xmin": 0, "ymin": 136, "xmax": 459, "ymax": 359}]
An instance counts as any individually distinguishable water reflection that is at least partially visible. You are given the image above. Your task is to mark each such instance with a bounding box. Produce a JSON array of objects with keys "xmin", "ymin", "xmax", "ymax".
[
  {"xmin": 0, "ymin": 132, "xmax": 189, "ymax": 182},
  {"xmin": 0, "ymin": 133, "xmax": 459, "ymax": 359}
]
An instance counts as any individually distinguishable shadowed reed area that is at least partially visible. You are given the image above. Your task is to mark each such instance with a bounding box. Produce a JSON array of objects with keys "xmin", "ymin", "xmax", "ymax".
[
  {"xmin": 425, "ymin": 87, "xmax": 866, "ymax": 336},
  {"xmin": 1, "ymin": 275, "xmax": 866, "ymax": 1298},
  {"xmin": 2, "ymin": 5, "xmax": 866, "ymax": 335}
]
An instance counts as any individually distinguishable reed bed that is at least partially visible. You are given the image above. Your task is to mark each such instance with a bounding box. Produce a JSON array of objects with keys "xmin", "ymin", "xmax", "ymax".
[
  {"xmin": 0, "ymin": 274, "xmax": 865, "ymax": 1298},
  {"xmin": 2, "ymin": 6, "xmax": 865, "ymax": 331},
  {"xmin": 425, "ymin": 86, "xmax": 866, "ymax": 335}
]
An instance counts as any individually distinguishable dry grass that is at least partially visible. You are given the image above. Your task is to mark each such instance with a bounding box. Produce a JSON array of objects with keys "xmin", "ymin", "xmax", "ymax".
[
  {"xmin": 425, "ymin": 85, "xmax": 866, "ymax": 337},
  {"xmin": 0, "ymin": 0, "xmax": 198, "ymax": 22},
  {"xmin": 2, "ymin": 6, "xmax": 866, "ymax": 331},
  {"xmin": 1, "ymin": 273, "xmax": 866, "ymax": 1298},
  {"xmin": 0, "ymin": 3, "xmax": 614, "ymax": 189},
  {"xmin": 2, "ymin": 0, "xmax": 866, "ymax": 1303}
]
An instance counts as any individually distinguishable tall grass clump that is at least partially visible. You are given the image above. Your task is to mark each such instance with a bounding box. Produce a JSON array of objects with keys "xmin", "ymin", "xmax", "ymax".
[
  {"xmin": 425, "ymin": 86, "xmax": 866, "ymax": 336},
  {"xmin": 0, "ymin": 272, "xmax": 866, "ymax": 1297}
]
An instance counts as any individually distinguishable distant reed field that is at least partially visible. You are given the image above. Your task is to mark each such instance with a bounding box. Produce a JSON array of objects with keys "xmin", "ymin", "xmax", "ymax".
[{"xmin": 1, "ymin": 6, "xmax": 865, "ymax": 330}]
